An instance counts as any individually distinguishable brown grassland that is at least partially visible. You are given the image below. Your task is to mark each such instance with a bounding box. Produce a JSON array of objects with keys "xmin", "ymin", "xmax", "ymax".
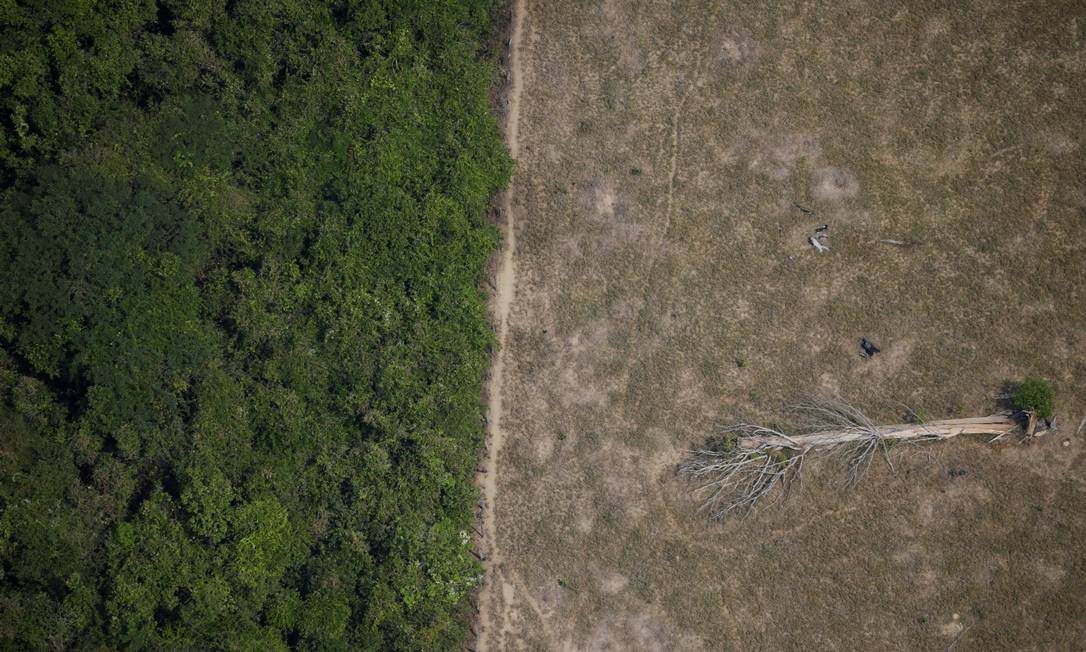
[{"xmin": 480, "ymin": 0, "xmax": 1086, "ymax": 649}]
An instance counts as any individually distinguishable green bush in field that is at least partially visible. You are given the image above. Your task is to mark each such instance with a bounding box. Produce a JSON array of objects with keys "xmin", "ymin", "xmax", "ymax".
[
  {"xmin": 1013, "ymin": 377, "xmax": 1055, "ymax": 420},
  {"xmin": 0, "ymin": 1, "xmax": 510, "ymax": 648}
]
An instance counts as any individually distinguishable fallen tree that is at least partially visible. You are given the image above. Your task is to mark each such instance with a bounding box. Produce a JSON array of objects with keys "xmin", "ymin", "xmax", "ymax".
[{"xmin": 680, "ymin": 399, "xmax": 1021, "ymax": 519}]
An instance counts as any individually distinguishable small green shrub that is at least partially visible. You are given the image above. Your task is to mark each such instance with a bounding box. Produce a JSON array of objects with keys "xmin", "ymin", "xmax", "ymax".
[
  {"xmin": 768, "ymin": 448, "xmax": 793, "ymax": 464},
  {"xmin": 1013, "ymin": 377, "xmax": 1055, "ymax": 419},
  {"xmin": 712, "ymin": 433, "xmax": 737, "ymax": 452}
]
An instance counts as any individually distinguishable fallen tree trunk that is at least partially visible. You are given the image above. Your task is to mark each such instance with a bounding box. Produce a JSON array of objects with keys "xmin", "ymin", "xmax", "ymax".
[
  {"xmin": 737, "ymin": 414, "xmax": 1017, "ymax": 450},
  {"xmin": 681, "ymin": 399, "xmax": 1022, "ymax": 519}
]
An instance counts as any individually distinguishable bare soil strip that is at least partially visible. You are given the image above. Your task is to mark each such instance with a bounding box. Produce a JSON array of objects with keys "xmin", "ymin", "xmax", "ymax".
[{"xmin": 477, "ymin": 0, "xmax": 526, "ymax": 649}]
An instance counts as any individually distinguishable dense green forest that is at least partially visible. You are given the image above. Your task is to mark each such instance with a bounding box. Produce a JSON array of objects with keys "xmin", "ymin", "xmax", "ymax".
[{"xmin": 0, "ymin": 0, "xmax": 510, "ymax": 648}]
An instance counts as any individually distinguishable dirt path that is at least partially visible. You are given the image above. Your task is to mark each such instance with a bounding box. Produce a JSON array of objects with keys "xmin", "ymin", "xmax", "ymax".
[{"xmin": 477, "ymin": 0, "xmax": 525, "ymax": 649}]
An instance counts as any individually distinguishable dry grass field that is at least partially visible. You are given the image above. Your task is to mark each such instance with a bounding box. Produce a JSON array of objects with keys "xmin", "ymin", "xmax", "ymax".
[{"xmin": 480, "ymin": 0, "xmax": 1086, "ymax": 649}]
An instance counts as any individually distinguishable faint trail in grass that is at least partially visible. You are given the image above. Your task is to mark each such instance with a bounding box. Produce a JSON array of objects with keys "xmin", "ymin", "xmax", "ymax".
[{"xmin": 663, "ymin": 56, "xmax": 701, "ymax": 239}]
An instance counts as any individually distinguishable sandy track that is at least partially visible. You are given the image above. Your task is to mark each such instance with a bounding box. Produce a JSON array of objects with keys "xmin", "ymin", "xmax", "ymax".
[{"xmin": 477, "ymin": 0, "xmax": 526, "ymax": 649}]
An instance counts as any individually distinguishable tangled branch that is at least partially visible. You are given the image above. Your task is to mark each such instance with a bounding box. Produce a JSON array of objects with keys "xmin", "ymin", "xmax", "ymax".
[{"xmin": 680, "ymin": 425, "xmax": 807, "ymax": 519}]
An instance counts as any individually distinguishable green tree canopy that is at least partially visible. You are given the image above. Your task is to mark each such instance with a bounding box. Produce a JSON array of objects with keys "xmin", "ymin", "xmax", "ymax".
[{"xmin": 0, "ymin": 0, "xmax": 509, "ymax": 648}]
